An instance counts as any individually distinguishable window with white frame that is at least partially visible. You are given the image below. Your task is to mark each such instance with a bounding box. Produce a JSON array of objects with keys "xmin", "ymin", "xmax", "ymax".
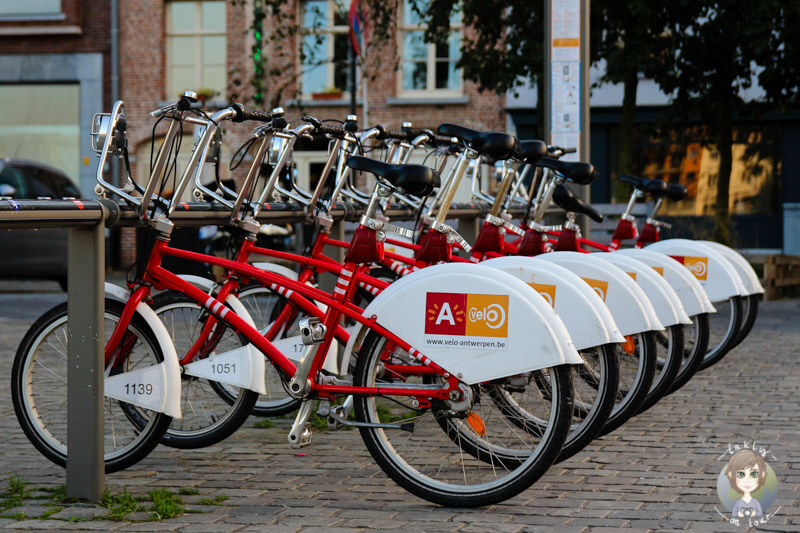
[
  {"xmin": 399, "ymin": 0, "xmax": 462, "ymax": 96},
  {"xmin": 300, "ymin": 0, "xmax": 353, "ymax": 98},
  {"xmin": 166, "ymin": 1, "xmax": 227, "ymax": 100}
]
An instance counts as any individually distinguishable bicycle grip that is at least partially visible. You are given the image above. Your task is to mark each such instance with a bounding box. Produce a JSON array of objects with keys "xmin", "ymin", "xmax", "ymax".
[
  {"xmin": 232, "ymin": 103, "xmax": 273, "ymax": 123},
  {"xmin": 316, "ymin": 123, "xmax": 347, "ymax": 137}
]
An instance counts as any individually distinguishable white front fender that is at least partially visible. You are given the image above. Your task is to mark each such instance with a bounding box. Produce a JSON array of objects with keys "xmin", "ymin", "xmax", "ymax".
[
  {"xmin": 481, "ymin": 256, "xmax": 625, "ymax": 350},
  {"xmin": 614, "ymin": 248, "xmax": 715, "ymax": 316},
  {"xmin": 596, "ymin": 252, "xmax": 691, "ymax": 326},
  {"xmin": 535, "ymin": 252, "xmax": 664, "ymax": 335},
  {"xmin": 176, "ymin": 276, "xmax": 267, "ymax": 394},
  {"xmin": 697, "ymin": 241, "xmax": 764, "ymax": 295},
  {"xmin": 103, "ymin": 283, "xmax": 182, "ymax": 419},
  {"xmin": 646, "ymin": 239, "xmax": 746, "ymax": 303},
  {"xmin": 343, "ymin": 263, "xmax": 581, "ymax": 385}
]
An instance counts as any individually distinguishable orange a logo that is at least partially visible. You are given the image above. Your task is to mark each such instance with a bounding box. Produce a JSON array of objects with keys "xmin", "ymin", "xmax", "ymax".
[
  {"xmin": 529, "ymin": 283, "xmax": 557, "ymax": 308},
  {"xmin": 652, "ymin": 266, "xmax": 664, "ymax": 276},
  {"xmin": 626, "ymin": 272, "xmax": 637, "ymax": 281},
  {"xmin": 581, "ymin": 277, "xmax": 609, "ymax": 302}
]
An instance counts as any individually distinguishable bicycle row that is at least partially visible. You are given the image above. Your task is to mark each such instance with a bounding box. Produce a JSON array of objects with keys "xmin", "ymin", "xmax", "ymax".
[{"xmin": 10, "ymin": 91, "xmax": 762, "ymax": 507}]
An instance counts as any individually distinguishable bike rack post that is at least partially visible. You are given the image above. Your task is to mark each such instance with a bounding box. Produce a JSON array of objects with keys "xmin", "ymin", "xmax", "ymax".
[{"xmin": 66, "ymin": 222, "xmax": 106, "ymax": 501}]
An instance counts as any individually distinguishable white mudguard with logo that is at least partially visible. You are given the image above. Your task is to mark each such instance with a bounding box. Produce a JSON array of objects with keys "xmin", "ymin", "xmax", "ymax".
[
  {"xmin": 645, "ymin": 240, "xmax": 747, "ymax": 303},
  {"xmin": 175, "ymin": 275, "xmax": 267, "ymax": 395},
  {"xmin": 614, "ymin": 248, "xmax": 715, "ymax": 316},
  {"xmin": 535, "ymin": 252, "xmax": 664, "ymax": 336},
  {"xmin": 481, "ymin": 256, "xmax": 625, "ymax": 350},
  {"xmin": 103, "ymin": 283, "xmax": 182, "ymax": 419},
  {"xmin": 251, "ymin": 263, "xmax": 340, "ymax": 374},
  {"xmin": 342, "ymin": 263, "xmax": 582, "ymax": 385},
  {"xmin": 596, "ymin": 252, "xmax": 691, "ymax": 327},
  {"xmin": 697, "ymin": 241, "xmax": 764, "ymax": 296}
]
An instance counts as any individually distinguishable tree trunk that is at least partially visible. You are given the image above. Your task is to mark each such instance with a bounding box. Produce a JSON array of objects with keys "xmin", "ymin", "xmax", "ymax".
[
  {"xmin": 615, "ymin": 71, "xmax": 639, "ymax": 201},
  {"xmin": 713, "ymin": 93, "xmax": 733, "ymax": 245}
]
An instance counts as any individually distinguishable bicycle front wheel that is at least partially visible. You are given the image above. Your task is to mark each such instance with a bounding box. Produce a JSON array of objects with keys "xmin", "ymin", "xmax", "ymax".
[
  {"xmin": 11, "ymin": 300, "xmax": 172, "ymax": 473},
  {"xmin": 148, "ymin": 292, "xmax": 258, "ymax": 449},
  {"xmin": 352, "ymin": 331, "xmax": 573, "ymax": 507}
]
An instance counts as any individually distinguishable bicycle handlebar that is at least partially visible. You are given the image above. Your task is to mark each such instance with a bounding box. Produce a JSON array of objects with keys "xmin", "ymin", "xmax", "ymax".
[{"xmin": 231, "ymin": 103, "xmax": 272, "ymax": 123}]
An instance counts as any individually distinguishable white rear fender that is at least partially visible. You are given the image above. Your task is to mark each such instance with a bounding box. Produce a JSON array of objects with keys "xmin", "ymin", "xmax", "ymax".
[
  {"xmin": 481, "ymin": 256, "xmax": 625, "ymax": 349},
  {"xmin": 535, "ymin": 252, "xmax": 664, "ymax": 335},
  {"xmin": 646, "ymin": 239, "xmax": 747, "ymax": 302},
  {"xmin": 596, "ymin": 252, "xmax": 691, "ymax": 326},
  {"xmin": 342, "ymin": 263, "xmax": 582, "ymax": 385},
  {"xmin": 103, "ymin": 283, "xmax": 182, "ymax": 419},
  {"xmin": 697, "ymin": 241, "xmax": 764, "ymax": 295},
  {"xmin": 614, "ymin": 249, "xmax": 715, "ymax": 315}
]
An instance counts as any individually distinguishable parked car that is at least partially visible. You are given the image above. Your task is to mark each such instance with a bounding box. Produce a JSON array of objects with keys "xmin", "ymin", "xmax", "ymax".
[{"xmin": 0, "ymin": 158, "xmax": 81, "ymax": 289}]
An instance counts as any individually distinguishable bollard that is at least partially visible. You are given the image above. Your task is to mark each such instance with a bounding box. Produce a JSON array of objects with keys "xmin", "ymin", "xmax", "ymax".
[{"xmin": 66, "ymin": 223, "xmax": 106, "ymax": 501}]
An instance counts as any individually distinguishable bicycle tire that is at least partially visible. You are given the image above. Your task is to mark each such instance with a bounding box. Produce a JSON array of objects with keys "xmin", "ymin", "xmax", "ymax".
[
  {"xmin": 731, "ymin": 294, "xmax": 758, "ymax": 349},
  {"xmin": 667, "ymin": 313, "xmax": 709, "ymax": 395},
  {"xmin": 11, "ymin": 299, "xmax": 172, "ymax": 473},
  {"xmin": 600, "ymin": 331, "xmax": 656, "ymax": 436},
  {"xmin": 352, "ymin": 330, "xmax": 573, "ymax": 507},
  {"xmin": 637, "ymin": 325, "xmax": 683, "ymax": 414},
  {"xmin": 490, "ymin": 344, "xmax": 618, "ymax": 463},
  {"xmin": 699, "ymin": 295, "xmax": 743, "ymax": 370},
  {"xmin": 143, "ymin": 291, "xmax": 258, "ymax": 449}
]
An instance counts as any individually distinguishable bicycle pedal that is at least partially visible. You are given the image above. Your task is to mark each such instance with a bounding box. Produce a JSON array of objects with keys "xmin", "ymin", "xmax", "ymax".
[{"xmin": 327, "ymin": 405, "xmax": 346, "ymax": 430}]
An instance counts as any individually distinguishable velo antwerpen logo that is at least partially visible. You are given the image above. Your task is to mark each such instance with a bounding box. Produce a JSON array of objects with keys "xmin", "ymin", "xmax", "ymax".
[
  {"xmin": 671, "ymin": 255, "xmax": 708, "ymax": 280},
  {"xmin": 425, "ymin": 293, "xmax": 508, "ymax": 338}
]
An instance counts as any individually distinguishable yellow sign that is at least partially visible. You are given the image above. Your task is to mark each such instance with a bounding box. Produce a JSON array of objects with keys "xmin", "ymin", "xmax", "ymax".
[{"xmin": 529, "ymin": 283, "xmax": 557, "ymax": 308}]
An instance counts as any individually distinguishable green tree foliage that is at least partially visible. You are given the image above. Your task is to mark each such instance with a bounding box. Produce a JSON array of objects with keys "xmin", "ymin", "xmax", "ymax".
[{"xmin": 652, "ymin": 1, "xmax": 800, "ymax": 243}]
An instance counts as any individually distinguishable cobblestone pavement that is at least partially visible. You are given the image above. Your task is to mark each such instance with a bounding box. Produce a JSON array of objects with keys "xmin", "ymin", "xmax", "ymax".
[{"xmin": 0, "ymin": 287, "xmax": 798, "ymax": 532}]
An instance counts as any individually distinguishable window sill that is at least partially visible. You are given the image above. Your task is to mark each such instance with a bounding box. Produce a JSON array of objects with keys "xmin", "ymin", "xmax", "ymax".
[
  {"xmin": 387, "ymin": 96, "xmax": 469, "ymax": 106},
  {"xmin": 289, "ymin": 98, "xmax": 362, "ymax": 107},
  {"xmin": 0, "ymin": 24, "xmax": 80, "ymax": 36}
]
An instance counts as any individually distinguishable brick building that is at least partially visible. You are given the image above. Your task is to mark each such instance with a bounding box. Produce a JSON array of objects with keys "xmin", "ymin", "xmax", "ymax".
[
  {"xmin": 113, "ymin": 0, "xmax": 506, "ymax": 265},
  {"xmin": 0, "ymin": 0, "xmax": 111, "ymax": 198}
]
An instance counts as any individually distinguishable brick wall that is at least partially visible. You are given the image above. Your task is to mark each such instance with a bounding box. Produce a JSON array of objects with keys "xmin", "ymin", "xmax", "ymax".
[{"xmin": 116, "ymin": 1, "xmax": 505, "ymax": 266}]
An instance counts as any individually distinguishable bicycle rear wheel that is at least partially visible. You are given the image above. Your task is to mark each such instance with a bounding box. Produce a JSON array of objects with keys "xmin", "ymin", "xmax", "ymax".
[
  {"xmin": 638, "ymin": 325, "xmax": 683, "ymax": 413},
  {"xmin": 731, "ymin": 294, "xmax": 758, "ymax": 349},
  {"xmin": 699, "ymin": 296, "xmax": 743, "ymax": 370},
  {"xmin": 352, "ymin": 331, "xmax": 573, "ymax": 507},
  {"xmin": 667, "ymin": 313, "xmax": 709, "ymax": 394},
  {"xmin": 601, "ymin": 332, "xmax": 656, "ymax": 436},
  {"xmin": 11, "ymin": 300, "xmax": 172, "ymax": 473},
  {"xmin": 490, "ymin": 344, "xmax": 618, "ymax": 463}
]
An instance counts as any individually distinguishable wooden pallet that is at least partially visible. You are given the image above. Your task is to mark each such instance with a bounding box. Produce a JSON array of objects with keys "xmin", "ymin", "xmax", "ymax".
[{"xmin": 764, "ymin": 255, "xmax": 800, "ymax": 300}]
